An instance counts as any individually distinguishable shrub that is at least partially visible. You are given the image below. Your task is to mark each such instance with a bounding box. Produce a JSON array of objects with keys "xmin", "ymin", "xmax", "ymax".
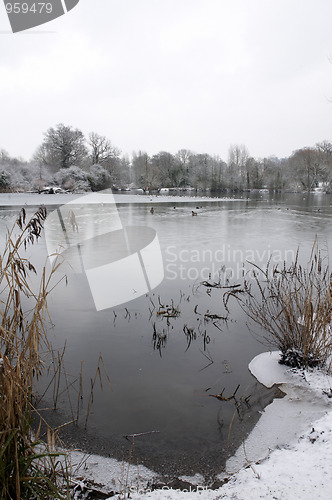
[
  {"xmin": 0, "ymin": 170, "xmax": 11, "ymax": 191},
  {"xmin": 87, "ymin": 164, "xmax": 112, "ymax": 191},
  {"xmin": 238, "ymin": 243, "xmax": 332, "ymax": 369},
  {"xmin": 54, "ymin": 166, "xmax": 90, "ymax": 192}
]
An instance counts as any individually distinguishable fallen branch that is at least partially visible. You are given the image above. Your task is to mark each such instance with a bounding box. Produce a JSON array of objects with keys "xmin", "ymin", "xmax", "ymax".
[
  {"xmin": 123, "ymin": 430, "xmax": 160, "ymax": 441},
  {"xmin": 209, "ymin": 384, "xmax": 240, "ymax": 402}
]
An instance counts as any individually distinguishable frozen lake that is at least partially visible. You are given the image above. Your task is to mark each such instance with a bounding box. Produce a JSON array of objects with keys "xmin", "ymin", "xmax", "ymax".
[{"xmin": 1, "ymin": 190, "xmax": 332, "ymax": 478}]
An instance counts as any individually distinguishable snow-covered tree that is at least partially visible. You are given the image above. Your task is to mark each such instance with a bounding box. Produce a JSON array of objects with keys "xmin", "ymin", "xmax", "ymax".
[
  {"xmin": 54, "ymin": 166, "xmax": 90, "ymax": 192},
  {"xmin": 87, "ymin": 164, "xmax": 112, "ymax": 191}
]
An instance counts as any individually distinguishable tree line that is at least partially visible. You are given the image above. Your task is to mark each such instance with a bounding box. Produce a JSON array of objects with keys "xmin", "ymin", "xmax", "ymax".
[{"xmin": 1, "ymin": 123, "xmax": 332, "ymax": 193}]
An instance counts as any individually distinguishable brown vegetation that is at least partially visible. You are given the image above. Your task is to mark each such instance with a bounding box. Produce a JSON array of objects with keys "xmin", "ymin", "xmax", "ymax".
[
  {"xmin": 237, "ymin": 243, "xmax": 332, "ymax": 369},
  {"xmin": 0, "ymin": 207, "xmax": 66, "ymax": 499}
]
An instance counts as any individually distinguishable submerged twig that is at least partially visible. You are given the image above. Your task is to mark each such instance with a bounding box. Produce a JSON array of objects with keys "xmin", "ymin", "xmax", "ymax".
[
  {"xmin": 123, "ymin": 430, "xmax": 160, "ymax": 441},
  {"xmin": 209, "ymin": 384, "xmax": 240, "ymax": 402}
]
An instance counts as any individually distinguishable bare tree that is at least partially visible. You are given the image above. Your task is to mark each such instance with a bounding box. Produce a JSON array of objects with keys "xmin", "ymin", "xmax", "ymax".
[
  {"xmin": 316, "ymin": 140, "xmax": 332, "ymax": 158},
  {"xmin": 132, "ymin": 151, "xmax": 161, "ymax": 191},
  {"xmin": 210, "ymin": 156, "xmax": 227, "ymax": 191},
  {"xmin": 227, "ymin": 144, "xmax": 249, "ymax": 190},
  {"xmin": 262, "ymin": 156, "xmax": 286, "ymax": 191},
  {"xmin": 151, "ymin": 151, "xmax": 176, "ymax": 187},
  {"xmin": 173, "ymin": 149, "xmax": 193, "ymax": 187},
  {"xmin": 0, "ymin": 149, "xmax": 10, "ymax": 164},
  {"xmin": 289, "ymin": 148, "xmax": 322, "ymax": 191},
  {"xmin": 315, "ymin": 141, "xmax": 332, "ymax": 188},
  {"xmin": 36, "ymin": 124, "xmax": 88, "ymax": 170},
  {"xmin": 88, "ymin": 132, "xmax": 120, "ymax": 166}
]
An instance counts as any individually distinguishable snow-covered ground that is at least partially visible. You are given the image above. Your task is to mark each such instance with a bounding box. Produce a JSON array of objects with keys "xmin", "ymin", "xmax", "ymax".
[{"xmin": 66, "ymin": 351, "xmax": 332, "ymax": 499}]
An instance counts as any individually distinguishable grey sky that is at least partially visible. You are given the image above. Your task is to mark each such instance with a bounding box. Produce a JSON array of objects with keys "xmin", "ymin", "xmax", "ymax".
[{"xmin": 0, "ymin": 0, "xmax": 331, "ymax": 162}]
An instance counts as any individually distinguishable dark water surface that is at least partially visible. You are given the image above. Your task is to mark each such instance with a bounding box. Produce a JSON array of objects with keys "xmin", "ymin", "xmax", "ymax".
[{"xmin": 1, "ymin": 191, "xmax": 332, "ymax": 479}]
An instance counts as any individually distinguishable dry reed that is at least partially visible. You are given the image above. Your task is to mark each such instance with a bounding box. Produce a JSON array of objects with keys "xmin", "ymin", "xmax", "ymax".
[
  {"xmin": 237, "ymin": 242, "xmax": 332, "ymax": 369},
  {"xmin": 0, "ymin": 207, "xmax": 66, "ymax": 499}
]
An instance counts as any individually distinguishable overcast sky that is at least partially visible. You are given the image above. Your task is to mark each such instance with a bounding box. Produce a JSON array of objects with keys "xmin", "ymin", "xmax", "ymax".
[{"xmin": 0, "ymin": 0, "xmax": 331, "ymax": 162}]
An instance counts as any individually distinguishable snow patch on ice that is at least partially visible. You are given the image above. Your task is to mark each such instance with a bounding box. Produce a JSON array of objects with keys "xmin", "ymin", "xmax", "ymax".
[
  {"xmin": 178, "ymin": 473, "xmax": 205, "ymax": 486},
  {"xmin": 65, "ymin": 449, "xmax": 157, "ymax": 494},
  {"xmin": 248, "ymin": 350, "xmax": 295, "ymax": 387}
]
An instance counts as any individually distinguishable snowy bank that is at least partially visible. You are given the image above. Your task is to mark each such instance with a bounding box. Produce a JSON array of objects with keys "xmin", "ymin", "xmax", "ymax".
[
  {"xmin": 128, "ymin": 409, "xmax": 332, "ymax": 500},
  {"xmin": 65, "ymin": 449, "xmax": 158, "ymax": 498},
  {"xmin": 65, "ymin": 351, "xmax": 332, "ymax": 499},
  {"xmin": 226, "ymin": 351, "xmax": 331, "ymax": 473}
]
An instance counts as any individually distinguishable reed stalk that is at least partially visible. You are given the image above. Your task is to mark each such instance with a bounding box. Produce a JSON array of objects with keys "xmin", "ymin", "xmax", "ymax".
[
  {"xmin": 0, "ymin": 207, "xmax": 66, "ymax": 499},
  {"xmin": 237, "ymin": 242, "xmax": 332, "ymax": 369}
]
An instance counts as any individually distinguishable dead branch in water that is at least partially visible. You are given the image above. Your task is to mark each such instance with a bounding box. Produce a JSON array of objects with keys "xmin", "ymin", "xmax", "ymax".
[
  {"xmin": 123, "ymin": 430, "xmax": 160, "ymax": 441},
  {"xmin": 209, "ymin": 384, "xmax": 240, "ymax": 402},
  {"xmin": 156, "ymin": 297, "xmax": 181, "ymax": 319}
]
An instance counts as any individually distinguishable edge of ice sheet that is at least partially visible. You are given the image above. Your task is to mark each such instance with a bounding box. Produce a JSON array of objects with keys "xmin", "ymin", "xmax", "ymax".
[{"xmin": 225, "ymin": 350, "xmax": 332, "ymax": 474}]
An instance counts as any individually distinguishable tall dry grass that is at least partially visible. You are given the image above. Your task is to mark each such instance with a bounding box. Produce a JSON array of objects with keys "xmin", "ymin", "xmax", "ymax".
[
  {"xmin": 0, "ymin": 207, "xmax": 66, "ymax": 499},
  {"xmin": 238, "ymin": 242, "xmax": 332, "ymax": 369}
]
